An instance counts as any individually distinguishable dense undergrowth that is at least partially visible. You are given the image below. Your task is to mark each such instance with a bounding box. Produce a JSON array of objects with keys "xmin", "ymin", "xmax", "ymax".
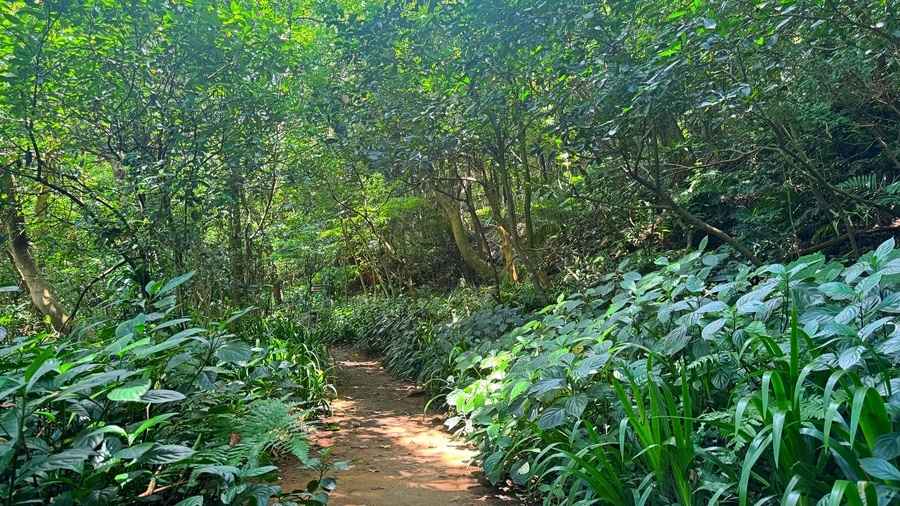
[
  {"xmin": 0, "ymin": 275, "xmax": 338, "ymax": 506},
  {"xmin": 321, "ymin": 289, "xmax": 526, "ymax": 388},
  {"xmin": 321, "ymin": 239, "xmax": 900, "ymax": 505}
]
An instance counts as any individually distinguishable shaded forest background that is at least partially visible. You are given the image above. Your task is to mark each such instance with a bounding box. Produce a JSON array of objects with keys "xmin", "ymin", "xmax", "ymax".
[{"xmin": 2, "ymin": 0, "xmax": 897, "ymax": 323}]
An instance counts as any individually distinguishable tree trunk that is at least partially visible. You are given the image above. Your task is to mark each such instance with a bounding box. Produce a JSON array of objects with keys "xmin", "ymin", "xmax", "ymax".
[
  {"xmin": 518, "ymin": 124, "xmax": 537, "ymax": 249},
  {"xmin": 463, "ymin": 182, "xmax": 491, "ymax": 259},
  {"xmin": 626, "ymin": 167, "xmax": 762, "ymax": 265},
  {"xmin": 483, "ymin": 124, "xmax": 550, "ymax": 295},
  {"xmin": 435, "ymin": 193, "xmax": 494, "ymax": 279},
  {"xmin": 496, "ymin": 225, "xmax": 519, "ymax": 282},
  {"xmin": 228, "ymin": 165, "xmax": 245, "ymax": 305},
  {"xmin": 498, "ymin": 159, "xmax": 550, "ymax": 294},
  {"xmin": 1, "ymin": 169, "xmax": 69, "ymax": 332},
  {"xmin": 482, "ymin": 181, "xmax": 519, "ymax": 282},
  {"xmin": 272, "ymin": 274, "xmax": 283, "ymax": 304}
]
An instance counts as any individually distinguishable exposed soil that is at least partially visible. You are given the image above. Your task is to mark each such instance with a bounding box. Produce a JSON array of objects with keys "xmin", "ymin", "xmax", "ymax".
[{"xmin": 279, "ymin": 349, "xmax": 517, "ymax": 506}]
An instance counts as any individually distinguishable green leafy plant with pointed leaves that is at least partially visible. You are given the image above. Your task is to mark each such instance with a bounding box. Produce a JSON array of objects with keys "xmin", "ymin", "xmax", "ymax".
[
  {"xmin": 442, "ymin": 238, "xmax": 900, "ymax": 505},
  {"xmin": 0, "ymin": 273, "xmax": 337, "ymax": 505}
]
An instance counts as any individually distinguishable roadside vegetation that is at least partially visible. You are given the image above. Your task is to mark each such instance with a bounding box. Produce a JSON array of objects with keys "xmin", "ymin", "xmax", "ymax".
[
  {"xmin": 2, "ymin": 0, "xmax": 898, "ymax": 504},
  {"xmin": 320, "ymin": 239, "xmax": 900, "ymax": 505}
]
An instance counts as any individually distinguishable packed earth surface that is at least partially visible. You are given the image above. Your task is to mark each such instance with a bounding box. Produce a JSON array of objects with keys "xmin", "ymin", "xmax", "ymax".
[{"xmin": 280, "ymin": 349, "xmax": 515, "ymax": 506}]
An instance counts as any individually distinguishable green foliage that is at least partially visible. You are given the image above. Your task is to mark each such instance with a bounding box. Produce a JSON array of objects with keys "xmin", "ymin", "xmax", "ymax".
[
  {"xmin": 315, "ymin": 288, "xmax": 525, "ymax": 390},
  {"xmin": 237, "ymin": 316, "xmax": 335, "ymax": 409},
  {"xmin": 2, "ymin": 0, "xmax": 900, "ymax": 503},
  {"xmin": 426, "ymin": 238, "xmax": 900, "ymax": 504},
  {"xmin": 0, "ymin": 275, "xmax": 336, "ymax": 505}
]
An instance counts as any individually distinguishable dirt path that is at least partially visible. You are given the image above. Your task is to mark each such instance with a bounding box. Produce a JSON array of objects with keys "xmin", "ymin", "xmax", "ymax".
[{"xmin": 280, "ymin": 349, "xmax": 515, "ymax": 506}]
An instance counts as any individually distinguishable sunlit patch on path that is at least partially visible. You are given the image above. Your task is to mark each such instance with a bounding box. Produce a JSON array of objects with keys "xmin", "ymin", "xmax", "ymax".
[{"xmin": 279, "ymin": 349, "xmax": 517, "ymax": 506}]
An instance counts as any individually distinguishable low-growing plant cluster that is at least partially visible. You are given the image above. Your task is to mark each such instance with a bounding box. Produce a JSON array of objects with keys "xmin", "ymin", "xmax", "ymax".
[
  {"xmin": 441, "ymin": 238, "xmax": 900, "ymax": 505},
  {"xmin": 0, "ymin": 274, "xmax": 337, "ymax": 506},
  {"xmin": 318, "ymin": 289, "xmax": 525, "ymax": 390}
]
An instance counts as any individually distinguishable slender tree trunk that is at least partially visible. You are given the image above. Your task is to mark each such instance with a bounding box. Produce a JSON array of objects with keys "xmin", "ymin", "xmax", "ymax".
[
  {"xmin": 1, "ymin": 169, "xmax": 69, "ymax": 332},
  {"xmin": 498, "ymin": 154, "xmax": 550, "ymax": 294},
  {"xmin": 483, "ymin": 180, "xmax": 518, "ymax": 282},
  {"xmin": 228, "ymin": 165, "xmax": 245, "ymax": 305},
  {"xmin": 497, "ymin": 226, "xmax": 519, "ymax": 282},
  {"xmin": 483, "ymin": 122, "xmax": 550, "ymax": 295},
  {"xmin": 435, "ymin": 192, "xmax": 493, "ymax": 279},
  {"xmin": 625, "ymin": 166, "xmax": 762, "ymax": 265},
  {"xmin": 34, "ymin": 184, "xmax": 50, "ymax": 218},
  {"xmin": 272, "ymin": 277, "xmax": 283, "ymax": 304},
  {"xmin": 518, "ymin": 124, "xmax": 537, "ymax": 249},
  {"xmin": 463, "ymin": 183, "xmax": 491, "ymax": 259}
]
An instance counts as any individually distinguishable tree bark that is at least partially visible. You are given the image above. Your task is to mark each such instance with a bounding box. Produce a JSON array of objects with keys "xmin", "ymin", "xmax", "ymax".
[
  {"xmin": 625, "ymin": 166, "xmax": 762, "ymax": 266},
  {"xmin": 228, "ymin": 165, "xmax": 245, "ymax": 305},
  {"xmin": 518, "ymin": 124, "xmax": 537, "ymax": 249},
  {"xmin": 482, "ymin": 179, "xmax": 519, "ymax": 282},
  {"xmin": 1, "ymin": 169, "xmax": 69, "ymax": 332},
  {"xmin": 435, "ymin": 192, "xmax": 494, "ymax": 279}
]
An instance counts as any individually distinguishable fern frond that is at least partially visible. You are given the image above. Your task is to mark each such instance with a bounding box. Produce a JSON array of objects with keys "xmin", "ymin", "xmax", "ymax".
[{"xmin": 235, "ymin": 399, "xmax": 312, "ymax": 466}]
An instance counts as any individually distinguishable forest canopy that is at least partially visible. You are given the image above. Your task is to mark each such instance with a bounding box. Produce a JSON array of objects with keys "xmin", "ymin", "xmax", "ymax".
[{"xmin": 2, "ymin": 0, "xmax": 897, "ymax": 318}]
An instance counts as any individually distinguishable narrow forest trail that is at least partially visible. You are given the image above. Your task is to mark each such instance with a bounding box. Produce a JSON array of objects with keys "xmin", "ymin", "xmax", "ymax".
[{"xmin": 280, "ymin": 349, "xmax": 515, "ymax": 506}]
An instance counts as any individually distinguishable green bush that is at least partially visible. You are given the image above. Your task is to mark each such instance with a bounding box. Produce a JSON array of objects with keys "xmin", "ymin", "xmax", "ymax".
[
  {"xmin": 304, "ymin": 238, "xmax": 900, "ymax": 504},
  {"xmin": 317, "ymin": 288, "xmax": 521, "ymax": 390},
  {"xmin": 443, "ymin": 238, "xmax": 900, "ymax": 505},
  {"xmin": 0, "ymin": 274, "xmax": 336, "ymax": 506}
]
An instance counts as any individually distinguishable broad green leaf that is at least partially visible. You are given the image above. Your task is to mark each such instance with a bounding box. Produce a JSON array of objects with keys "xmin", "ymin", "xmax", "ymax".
[
  {"xmin": 215, "ymin": 341, "xmax": 253, "ymax": 364},
  {"xmin": 528, "ymin": 378, "xmax": 566, "ymax": 396},
  {"xmin": 538, "ymin": 407, "xmax": 566, "ymax": 430},
  {"xmin": 26, "ymin": 357, "xmax": 59, "ymax": 393},
  {"xmin": 24, "ymin": 349, "xmax": 55, "ymax": 382},
  {"xmin": 140, "ymin": 389, "xmax": 186, "ymax": 404},
  {"xmin": 563, "ymin": 394, "xmax": 588, "ymax": 418},
  {"xmin": 702, "ymin": 318, "xmax": 727, "ymax": 340},
  {"xmin": 107, "ymin": 379, "xmax": 151, "ymax": 402},
  {"xmin": 115, "ymin": 443, "xmax": 154, "ymax": 460},
  {"xmin": 45, "ymin": 449, "xmax": 93, "ymax": 473},
  {"xmin": 140, "ymin": 444, "xmax": 195, "ymax": 464},
  {"xmin": 874, "ymin": 238, "xmax": 895, "ymax": 262},
  {"xmin": 158, "ymin": 271, "xmax": 195, "ymax": 296},
  {"xmin": 818, "ymin": 282, "xmax": 855, "ymax": 300},
  {"xmin": 856, "ymin": 272, "xmax": 883, "ymax": 297},
  {"xmin": 860, "ymin": 457, "xmax": 900, "ymax": 481},
  {"xmin": 573, "ymin": 353, "xmax": 609, "ymax": 379},
  {"xmin": 874, "ymin": 433, "xmax": 900, "ymax": 460},
  {"xmin": 838, "ymin": 346, "xmax": 864, "ymax": 370}
]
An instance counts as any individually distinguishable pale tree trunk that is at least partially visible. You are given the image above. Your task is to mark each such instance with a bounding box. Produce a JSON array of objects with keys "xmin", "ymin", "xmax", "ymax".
[
  {"xmin": 228, "ymin": 165, "xmax": 245, "ymax": 305},
  {"xmin": 496, "ymin": 225, "xmax": 519, "ymax": 282},
  {"xmin": 1, "ymin": 169, "xmax": 69, "ymax": 332},
  {"xmin": 485, "ymin": 161, "xmax": 549, "ymax": 295},
  {"xmin": 435, "ymin": 192, "xmax": 494, "ymax": 279},
  {"xmin": 482, "ymin": 182, "xmax": 519, "ymax": 282},
  {"xmin": 34, "ymin": 184, "xmax": 50, "ymax": 218}
]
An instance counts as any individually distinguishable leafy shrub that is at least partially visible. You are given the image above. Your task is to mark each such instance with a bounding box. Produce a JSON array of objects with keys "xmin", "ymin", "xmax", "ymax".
[
  {"xmin": 445, "ymin": 238, "xmax": 900, "ymax": 505},
  {"xmin": 0, "ymin": 274, "xmax": 336, "ymax": 505},
  {"xmin": 317, "ymin": 288, "xmax": 522, "ymax": 390},
  {"xmin": 238, "ymin": 316, "xmax": 335, "ymax": 410}
]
